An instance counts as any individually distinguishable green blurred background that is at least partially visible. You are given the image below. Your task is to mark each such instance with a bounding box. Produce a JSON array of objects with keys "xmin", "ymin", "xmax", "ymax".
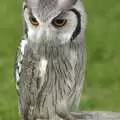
[{"xmin": 0, "ymin": 0, "xmax": 120, "ymax": 119}]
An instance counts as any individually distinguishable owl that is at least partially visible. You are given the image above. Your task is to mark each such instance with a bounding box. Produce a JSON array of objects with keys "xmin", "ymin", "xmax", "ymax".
[{"xmin": 15, "ymin": 0, "xmax": 87, "ymax": 120}]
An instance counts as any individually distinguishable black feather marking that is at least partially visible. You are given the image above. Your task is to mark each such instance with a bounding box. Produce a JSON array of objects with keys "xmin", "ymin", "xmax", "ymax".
[{"xmin": 70, "ymin": 8, "xmax": 81, "ymax": 40}]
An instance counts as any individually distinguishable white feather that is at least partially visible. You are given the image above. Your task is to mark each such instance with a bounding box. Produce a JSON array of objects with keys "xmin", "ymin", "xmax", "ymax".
[
  {"xmin": 15, "ymin": 39, "xmax": 28, "ymax": 91},
  {"xmin": 38, "ymin": 58, "xmax": 48, "ymax": 87},
  {"xmin": 39, "ymin": 58, "xmax": 48, "ymax": 77},
  {"xmin": 20, "ymin": 39, "xmax": 28, "ymax": 54}
]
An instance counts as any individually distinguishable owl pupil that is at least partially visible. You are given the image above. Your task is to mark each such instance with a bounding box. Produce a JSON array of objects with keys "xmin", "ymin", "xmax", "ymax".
[
  {"xmin": 52, "ymin": 19, "xmax": 67, "ymax": 27},
  {"xmin": 56, "ymin": 19, "xmax": 64, "ymax": 24},
  {"xmin": 31, "ymin": 17, "xmax": 37, "ymax": 22}
]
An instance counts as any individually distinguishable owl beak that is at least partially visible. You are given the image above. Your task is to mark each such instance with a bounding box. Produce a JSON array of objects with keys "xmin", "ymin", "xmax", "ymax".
[{"xmin": 38, "ymin": 24, "xmax": 52, "ymax": 41}]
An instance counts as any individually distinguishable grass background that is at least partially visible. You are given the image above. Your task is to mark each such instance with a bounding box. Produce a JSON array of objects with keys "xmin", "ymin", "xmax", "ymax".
[{"xmin": 0, "ymin": 0, "xmax": 120, "ymax": 119}]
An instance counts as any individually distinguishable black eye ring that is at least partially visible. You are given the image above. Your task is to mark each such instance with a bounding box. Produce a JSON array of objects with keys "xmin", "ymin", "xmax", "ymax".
[
  {"xmin": 29, "ymin": 16, "xmax": 39, "ymax": 26},
  {"xmin": 52, "ymin": 19, "xmax": 67, "ymax": 27}
]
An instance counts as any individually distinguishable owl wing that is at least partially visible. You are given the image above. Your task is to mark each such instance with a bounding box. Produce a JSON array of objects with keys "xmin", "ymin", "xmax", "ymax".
[{"xmin": 15, "ymin": 39, "xmax": 28, "ymax": 93}]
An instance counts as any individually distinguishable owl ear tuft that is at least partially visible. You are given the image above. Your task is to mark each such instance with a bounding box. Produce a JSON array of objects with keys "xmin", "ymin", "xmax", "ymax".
[{"xmin": 58, "ymin": 0, "xmax": 77, "ymax": 9}]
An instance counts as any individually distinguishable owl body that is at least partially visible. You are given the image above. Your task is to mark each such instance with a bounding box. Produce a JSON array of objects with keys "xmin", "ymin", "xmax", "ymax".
[{"xmin": 15, "ymin": 0, "xmax": 86, "ymax": 120}]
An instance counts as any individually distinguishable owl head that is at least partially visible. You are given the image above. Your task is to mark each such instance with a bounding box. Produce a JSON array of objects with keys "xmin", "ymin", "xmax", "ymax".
[{"xmin": 23, "ymin": 0, "xmax": 86, "ymax": 44}]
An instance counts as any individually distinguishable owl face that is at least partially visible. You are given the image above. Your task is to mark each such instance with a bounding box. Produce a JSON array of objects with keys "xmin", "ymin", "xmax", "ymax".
[{"xmin": 24, "ymin": 0, "xmax": 86, "ymax": 44}]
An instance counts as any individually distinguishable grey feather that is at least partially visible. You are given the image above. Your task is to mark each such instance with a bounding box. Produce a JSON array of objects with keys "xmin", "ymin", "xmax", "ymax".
[{"xmin": 15, "ymin": 0, "xmax": 87, "ymax": 120}]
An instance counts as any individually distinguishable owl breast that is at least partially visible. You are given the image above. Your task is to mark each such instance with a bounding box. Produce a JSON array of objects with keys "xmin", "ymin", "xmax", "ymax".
[{"xmin": 18, "ymin": 40, "xmax": 84, "ymax": 120}]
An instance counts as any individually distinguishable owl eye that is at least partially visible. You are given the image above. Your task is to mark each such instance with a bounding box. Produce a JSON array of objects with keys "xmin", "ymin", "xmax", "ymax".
[
  {"xmin": 29, "ymin": 16, "xmax": 39, "ymax": 26},
  {"xmin": 52, "ymin": 19, "xmax": 67, "ymax": 27}
]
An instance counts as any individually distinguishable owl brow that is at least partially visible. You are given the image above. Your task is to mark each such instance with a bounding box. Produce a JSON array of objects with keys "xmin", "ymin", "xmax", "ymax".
[
  {"xmin": 70, "ymin": 8, "xmax": 81, "ymax": 40},
  {"xmin": 29, "ymin": 9, "xmax": 35, "ymax": 18},
  {"xmin": 53, "ymin": 11, "xmax": 67, "ymax": 20},
  {"xmin": 72, "ymin": 0, "xmax": 77, "ymax": 5}
]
